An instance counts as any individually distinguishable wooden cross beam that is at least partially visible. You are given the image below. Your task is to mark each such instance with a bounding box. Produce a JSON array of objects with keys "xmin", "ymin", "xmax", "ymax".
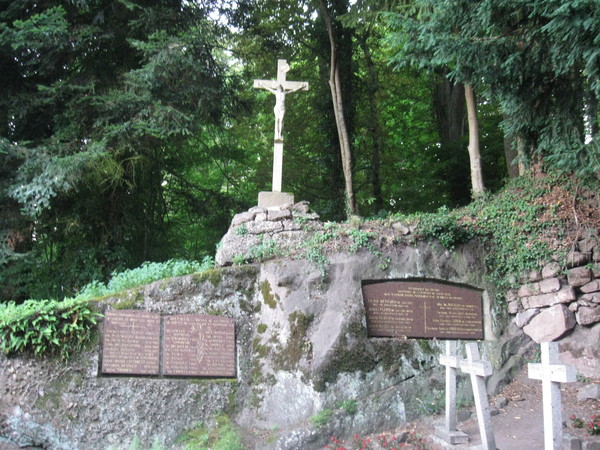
[{"xmin": 528, "ymin": 342, "xmax": 576, "ymax": 450}]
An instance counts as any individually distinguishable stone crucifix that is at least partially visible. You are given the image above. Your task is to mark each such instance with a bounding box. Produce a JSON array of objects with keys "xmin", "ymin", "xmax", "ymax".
[{"xmin": 254, "ymin": 59, "xmax": 308, "ymax": 193}]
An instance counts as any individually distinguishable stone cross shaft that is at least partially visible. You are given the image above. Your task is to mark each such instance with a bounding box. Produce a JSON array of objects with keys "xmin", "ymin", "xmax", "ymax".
[
  {"xmin": 528, "ymin": 342, "xmax": 576, "ymax": 450},
  {"xmin": 254, "ymin": 59, "xmax": 308, "ymax": 193},
  {"xmin": 435, "ymin": 341, "xmax": 468, "ymax": 444},
  {"xmin": 460, "ymin": 342, "xmax": 496, "ymax": 450}
]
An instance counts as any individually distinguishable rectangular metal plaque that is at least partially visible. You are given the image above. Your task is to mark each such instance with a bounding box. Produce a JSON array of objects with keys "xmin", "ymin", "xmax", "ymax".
[
  {"xmin": 101, "ymin": 310, "xmax": 161, "ymax": 375},
  {"xmin": 362, "ymin": 280, "xmax": 483, "ymax": 340},
  {"xmin": 163, "ymin": 314, "xmax": 236, "ymax": 377}
]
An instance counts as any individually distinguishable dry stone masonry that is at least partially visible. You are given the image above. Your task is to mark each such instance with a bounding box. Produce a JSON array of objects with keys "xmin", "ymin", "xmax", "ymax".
[
  {"xmin": 507, "ymin": 229, "xmax": 599, "ymax": 376},
  {"xmin": 215, "ymin": 201, "xmax": 322, "ymax": 266},
  {"xmin": 508, "ymin": 232, "xmax": 600, "ymax": 334}
]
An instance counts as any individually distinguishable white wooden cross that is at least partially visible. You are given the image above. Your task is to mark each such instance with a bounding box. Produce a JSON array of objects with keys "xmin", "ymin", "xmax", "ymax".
[
  {"xmin": 460, "ymin": 342, "xmax": 496, "ymax": 450},
  {"xmin": 436, "ymin": 341, "xmax": 468, "ymax": 444},
  {"xmin": 254, "ymin": 59, "xmax": 309, "ymax": 193},
  {"xmin": 528, "ymin": 342, "xmax": 576, "ymax": 450}
]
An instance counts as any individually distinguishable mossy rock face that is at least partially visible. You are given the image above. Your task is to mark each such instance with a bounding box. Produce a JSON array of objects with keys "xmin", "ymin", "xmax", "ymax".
[
  {"xmin": 192, "ymin": 268, "xmax": 224, "ymax": 287},
  {"xmin": 2, "ymin": 234, "xmax": 521, "ymax": 450},
  {"xmin": 274, "ymin": 311, "xmax": 314, "ymax": 370},
  {"xmin": 112, "ymin": 296, "xmax": 142, "ymax": 310},
  {"xmin": 260, "ymin": 279, "xmax": 278, "ymax": 309}
]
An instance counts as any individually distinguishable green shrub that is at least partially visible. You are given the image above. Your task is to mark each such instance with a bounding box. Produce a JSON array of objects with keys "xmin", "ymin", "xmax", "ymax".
[
  {"xmin": 77, "ymin": 257, "xmax": 214, "ymax": 299},
  {"xmin": 0, "ymin": 258, "xmax": 214, "ymax": 358},
  {"xmin": 0, "ymin": 297, "xmax": 101, "ymax": 359},
  {"xmin": 176, "ymin": 416, "xmax": 244, "ymax": 450}
]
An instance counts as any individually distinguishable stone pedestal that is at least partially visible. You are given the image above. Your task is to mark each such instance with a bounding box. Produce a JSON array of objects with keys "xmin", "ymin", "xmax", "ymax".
[{"xmin": 258, "ymin": 191, "xmax": 294, "ymax": 209}]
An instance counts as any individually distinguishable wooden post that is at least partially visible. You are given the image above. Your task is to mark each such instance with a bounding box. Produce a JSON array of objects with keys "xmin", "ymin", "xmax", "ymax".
[
  {"xmin": 460, "ymin": 342, "xmax": 496, "ymax": 450},
  {"xmin": 435, "ymin": 341, "xmax": 469, "ymax": 444},
  {"xmin": 528, "ymin": 342, "xmax": 576, "ymax": 450}
]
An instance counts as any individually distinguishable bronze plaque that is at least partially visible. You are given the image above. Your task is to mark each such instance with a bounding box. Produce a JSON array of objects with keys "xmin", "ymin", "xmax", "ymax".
[
  {"xmin": 163, "ymin": 314, "xmax": 236, "ymax": 377},
  {"xmin": 101, "ymin": 310, "xmax": 161, "ymax": 375},
  {"xmin": 362, "ymin": 280, "xmax": 483, "ymax": 340}
]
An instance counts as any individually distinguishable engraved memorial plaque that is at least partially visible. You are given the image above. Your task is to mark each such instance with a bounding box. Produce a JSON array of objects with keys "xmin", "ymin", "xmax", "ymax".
[
  {"xmin": 163, "ymin": 314, "xmax": 236, "ymax": 377},
  {"xmin": 101, "ymin": 310, "xmax": 161, "ymax": 375},
  {"xmin": 362, "ymin": 280, "xmax": 483, "ymax": 340}
]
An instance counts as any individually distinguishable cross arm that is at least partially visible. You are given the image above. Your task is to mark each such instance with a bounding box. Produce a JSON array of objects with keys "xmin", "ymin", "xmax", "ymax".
[
  {"xmin": 528, "ymin": 363, "xmax": 576, "ymax": 383},
  {"xmin": 460, "ymin": 359, "xmax": 493, "ymax": 377},
  {"xmin": 282, "ymin": 81, "xmax": 309, "ymax": 92},
  {"xmin": 253, "ymin": 79, "xmax": 279, "ymax": 90}
]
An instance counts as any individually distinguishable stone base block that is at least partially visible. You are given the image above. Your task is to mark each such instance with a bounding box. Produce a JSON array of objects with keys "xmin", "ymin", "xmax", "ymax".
[
  {"xmin": 435, "ymin": 426, "xmax": 469, "ymax": 444},
  {"xmin": 258, "ymin": 191, "xmax": 294, "ymax": 209}
]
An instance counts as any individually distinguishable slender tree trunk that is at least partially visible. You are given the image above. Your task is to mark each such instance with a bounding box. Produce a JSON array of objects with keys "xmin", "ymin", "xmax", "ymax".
[
  {"xmin": 358, "ymin": 33, "xmax": 384, "ymax": 213},
  {"xmin": 502, "ymin": 113, "xmax": 520, "ymax": 178},
  {"xmin": 464, "ymin": 84, "xmax": 484, "ymax": 196},
  {"xmin": 320, "ymin": 0, "xmax": 356, "ymax": 217}
]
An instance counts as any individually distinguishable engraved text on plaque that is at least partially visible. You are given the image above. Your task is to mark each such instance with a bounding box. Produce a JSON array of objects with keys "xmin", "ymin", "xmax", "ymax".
[
  {"xmin": 362, "ymin": 280, "xmax": 483, "ymax": 340},
  {"xmin": 101, "ymin": 310, "xmax": 161, "ymax": 375},
  {"xmin": 163, "ymin": 314, "xmax": 236, "ymax": 377}
]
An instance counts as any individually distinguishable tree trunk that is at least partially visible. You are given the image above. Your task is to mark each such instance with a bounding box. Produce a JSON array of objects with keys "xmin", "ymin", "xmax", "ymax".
[
  {"xmin": 434, "ymin": 74, "xmax": 466, "ymax": 144},
  {"xmin": 358, "ymin": 33, "xmax": 384, "ymax": 213},
  {"xmin": 502, "ymin": 113, "xmax": 520, "ymax": 178},
  {"xmin": 464, "ymin": 84, "xmax": 484, "ymax": 196},
  {"xmin": 320, "ymin": 0, "xmax": 356, "ymax": 217}
]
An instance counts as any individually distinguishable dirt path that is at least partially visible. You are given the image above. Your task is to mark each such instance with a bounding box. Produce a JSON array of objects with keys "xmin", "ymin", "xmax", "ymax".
[{"xmin": 419, "ymin": 367, "xmax": 600, "ymax": 449}]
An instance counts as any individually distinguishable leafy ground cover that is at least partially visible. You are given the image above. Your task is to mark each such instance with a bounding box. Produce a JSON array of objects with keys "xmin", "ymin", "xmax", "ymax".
[
  {"xmin": 0, "ymin": 257, "xmax": 214, "ymax": 358},
  {"xmin": 291, "ymin": 173, "xmax": 599, "ymax": 293}
]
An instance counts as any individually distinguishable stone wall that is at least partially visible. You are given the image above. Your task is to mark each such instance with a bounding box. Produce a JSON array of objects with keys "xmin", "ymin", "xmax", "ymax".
[{"xmin": 507, "ymin": 230, "xmax": 600, "ymax": 377}]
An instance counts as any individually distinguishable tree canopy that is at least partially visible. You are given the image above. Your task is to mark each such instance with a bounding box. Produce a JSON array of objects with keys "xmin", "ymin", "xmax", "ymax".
[{"xmin": 1, "ymin": 0, "xmax": 597, "ymax": 301}]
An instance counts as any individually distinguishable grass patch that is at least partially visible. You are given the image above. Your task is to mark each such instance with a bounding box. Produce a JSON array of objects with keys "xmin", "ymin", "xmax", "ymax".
[{"xmin": 176, "ymin": 415, "xmax": 244, "ymax": 450}]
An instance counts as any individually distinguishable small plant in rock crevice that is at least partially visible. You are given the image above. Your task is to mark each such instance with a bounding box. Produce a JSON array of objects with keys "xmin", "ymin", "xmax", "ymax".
[
  {"xmin": 339, "ymin": 399, "xmax": 358, "ymax": 415},
  {"xmin": 310, "ymin": 409, "xmax": 333, "ymax": 428},
  {"xmin": 175, "ymin": 415, "xmax": 244, "ymax": 450}
]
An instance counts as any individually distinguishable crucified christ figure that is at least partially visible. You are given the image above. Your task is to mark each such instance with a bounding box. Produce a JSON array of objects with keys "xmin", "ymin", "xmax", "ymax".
[
  {"xmin": 253, "ymin": 59, "xmax": 309, "ymax": 193},
  {"xmin": 254, "ymin": 60, "xmax": 309, "ymax": 141}
]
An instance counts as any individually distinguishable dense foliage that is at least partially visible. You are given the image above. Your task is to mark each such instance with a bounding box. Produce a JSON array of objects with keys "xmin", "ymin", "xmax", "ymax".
[
  {"xmin": 388, "ymin": 0, "xmax": 600, "ymax": 176},
  {"xmin": 0, "ymin": 257, "xmax": 214, "ymax": 357},
  {"xmin": 1, "ymin": 0, "xmax": 597, "ymax": 302}
]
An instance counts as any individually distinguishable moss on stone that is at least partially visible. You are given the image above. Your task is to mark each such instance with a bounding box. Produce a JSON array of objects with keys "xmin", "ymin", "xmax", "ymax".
[
  {"xmin": 192, "ymin": 268, "xmax": 224, "ymax": 288},
  {"xmin": 260, "ymin": 280, "xmax": 278, "ymax": 309},
  {"xmin": 238, "ymin": 299, "xmax": 254, "ymax": 314},
  {"xmin": 274, "ymin": 311, "xmax": 314, "ymax": 370},
  {"xmin": 35, "ymin": 370, "xmax": 84, "ymax": 412},
  {"xmin": 252, "ymin": 337, "xmax": 269, "ymax": 359},
  {"xmin": 112, "ymin": 297, "xmax": 141, "ymax": 310},
  {"xmin": 374, "ymin": 339, "xmax": 413, "ymax": 372},
  {"xmin": 257, "ymin": 323, "xmax": 268, "ymax": 334},
  {"xmin": 416, "ymin": 339, "xmax": 437, "ymax": 355},
  {"xmin": 313, "ymin": 322, "xmax": 378, "ymax": 392}
]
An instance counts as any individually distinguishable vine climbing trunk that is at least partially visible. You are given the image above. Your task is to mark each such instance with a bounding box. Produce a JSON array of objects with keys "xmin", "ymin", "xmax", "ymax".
[{"xmin": 320, "ymin": 0, "xmax": 356, "ymax": 217}]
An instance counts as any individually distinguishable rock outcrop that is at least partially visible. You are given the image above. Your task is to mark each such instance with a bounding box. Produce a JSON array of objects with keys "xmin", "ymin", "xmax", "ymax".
[{"xmin": 1, "ymin": 210, "xmax": 597, "ymax": 449}]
